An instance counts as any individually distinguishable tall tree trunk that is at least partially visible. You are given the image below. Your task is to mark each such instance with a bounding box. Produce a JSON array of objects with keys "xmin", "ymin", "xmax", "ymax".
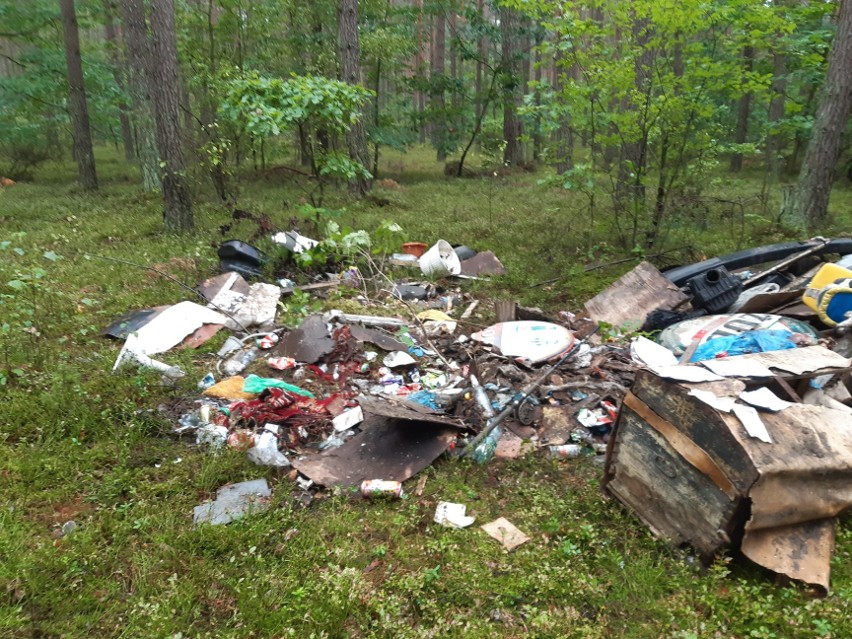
[
  {"xmin": 60, "ymin": 0, "xmax": 98, "ymax": 190},
  {"xmin": 121, "ymin": 0, "xmax": 161, "ymax": 191},
  {"xmin": 500, "ymin": 5, "xmax": 524, "ymax": 166},
  {"xmin": 532, "ymin": 27, "xmax": 543, "ymax": 161},
  {"xmin": 765, "ymin": 46, "xmax": 787, "ymax": 181},
  {"xmin": 415, "ymin": 0, "xmax": 426, "ymax": 143},
  {"xmin": 338, "ymin": 0, "xmax": 371, "ymax": 195},
  {"xmin": 103, "ymin": 0, "xmax": 135, "ymax": 161},
  {"xmin": 730, "ymin": 45, "xmax": 754, "ymax": 173},
  {"xmin": 149, "ymin": 0, "xmax": 193, "ymax": 231},
  {"xmin": 784, "ymin": 0, "xmax": 852, "ymax": 230},
  {"xmin": 474, "ymin": 0, "xmax": 484, "ymax": 121},
  {"xmin": 431, "ymin": 9, "xmax": 446, "ymax": 161}
]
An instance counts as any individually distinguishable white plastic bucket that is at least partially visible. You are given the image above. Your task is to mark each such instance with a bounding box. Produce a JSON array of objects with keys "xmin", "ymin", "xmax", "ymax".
[{"xmin": 419, "ymin": 240, "xmax": 461, "ymax": 277}]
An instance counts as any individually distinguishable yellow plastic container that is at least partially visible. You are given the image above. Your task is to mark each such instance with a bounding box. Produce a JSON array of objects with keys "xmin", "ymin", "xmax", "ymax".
[{"xmin": 803, "ymin": 263, "xmax": 852, "ymax": 324}]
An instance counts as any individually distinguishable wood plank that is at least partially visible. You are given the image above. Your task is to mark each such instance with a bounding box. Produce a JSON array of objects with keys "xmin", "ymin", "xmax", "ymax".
[{"xmin": 584, "ymin": 261, "xmax": 689, "ymax": 331}]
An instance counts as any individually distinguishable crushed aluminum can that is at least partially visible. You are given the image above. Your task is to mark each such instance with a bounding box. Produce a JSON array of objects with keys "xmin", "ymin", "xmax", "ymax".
[
  {"xmin": 548, "ymin": 444, "xmax": 584, "ymax": 458},
  {"xmin": 257, "ymin": 333, "xmax": 279, "ymax": 349},
  {"xmin": 360, "ymin": 479, "xmax": 404, "ymax": 498},
  {"xmin": 268, "ymin": 356, "xmax": 297, "ymax": 370}
]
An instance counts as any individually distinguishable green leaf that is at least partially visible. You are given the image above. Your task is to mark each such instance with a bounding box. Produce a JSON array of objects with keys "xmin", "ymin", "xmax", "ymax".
[{"xmin": 6, "ymin": 280, "xmax": 25, "ymax": 291}]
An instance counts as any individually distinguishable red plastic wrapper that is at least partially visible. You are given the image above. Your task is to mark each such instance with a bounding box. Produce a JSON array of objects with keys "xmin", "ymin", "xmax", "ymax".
[
  {"xmin": 257, "ymin": 333, "xmax": 279, "ymax": 349},
  {"xmin": 268, "ymin": 356, "xmax": 297, "ymax": 370}
]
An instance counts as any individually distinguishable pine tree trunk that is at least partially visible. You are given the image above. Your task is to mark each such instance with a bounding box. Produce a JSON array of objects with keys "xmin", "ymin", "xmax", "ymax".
[
  {"xmin": 60, "ymin": 0, "xmax": 98, "ymax": 190},
  {"xmin": 730, "ymin": 45, "xmax": 754, "ymax": 172},
  {"xmin": 500, "ymin": 5, "xmax": 523, "ymax": 166},
  {"xmin": 475, "ymin": 0, "xmax": 484, "ymax": 121},
  {"xmin": 431, "ymin": 10, "xmax": 446, "ymax": 162},
  {"xmin": 103, "ymin": 0, "xmax": 135, "ymax": 161},
  {"xmin": 149, "ymin": 0, "xmax": 193, "ymax": 231},
  {"xmin": 765, "ymin": 47, "xmax": 787, "ymax": 181},
  {"xmin": 121, "ymin": 0, "xmax": 161, "ymax": 191},
  {"xmin": 338, "ymin": 0, "xmax": 371, "ymax": 195},
  {"xmin": 785, "ymin": 0, "xmax": 852, "ymax": 230}
]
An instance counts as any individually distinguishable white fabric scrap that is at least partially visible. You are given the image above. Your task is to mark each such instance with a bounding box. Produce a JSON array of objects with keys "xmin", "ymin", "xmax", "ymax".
[
  {"xmin": 732, "ymin": 403, "xmax": 772, "ymax": 443},
  {"xmin": 688, "ymin": 389, "xmax": 736, "ymax": 413},
  {"xmin": 434, "ymin": 501, "xmax": 476, "ymax": 529}
]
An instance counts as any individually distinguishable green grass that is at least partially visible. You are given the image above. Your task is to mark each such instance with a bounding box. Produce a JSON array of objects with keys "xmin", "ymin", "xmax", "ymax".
[{"xmin": 1, "ymin": 146, "xmax": 852, "ymax": 637}]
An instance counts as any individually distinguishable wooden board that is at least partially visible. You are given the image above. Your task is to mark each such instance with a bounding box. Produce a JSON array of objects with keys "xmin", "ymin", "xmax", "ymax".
[
  {"xmin": 604, "ymin": 397, "xmax": 742, "ymax": 556},
  {"xmin": 584, "ymin": 261, "xmax": 689, "ymax": 331}
]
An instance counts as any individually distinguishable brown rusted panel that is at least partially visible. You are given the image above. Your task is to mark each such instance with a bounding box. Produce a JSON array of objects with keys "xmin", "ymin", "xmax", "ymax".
[
  {"xmin": 631, "ymin": 371, "xmax": 759, "ymax": 493},
  {"xmin": 605, "ymin": 404, "xmax": 739, "ymax": 556}
]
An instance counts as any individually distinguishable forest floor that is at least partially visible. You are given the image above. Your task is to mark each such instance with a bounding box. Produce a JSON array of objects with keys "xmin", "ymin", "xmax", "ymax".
[{"xmin": 1, "ymin": 147, "xmax": 851, "ymax": 638}]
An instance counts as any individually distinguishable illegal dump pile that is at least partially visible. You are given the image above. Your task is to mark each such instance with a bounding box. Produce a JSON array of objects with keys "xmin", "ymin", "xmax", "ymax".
[{"xmin": 108, "ymin": 233, "xmax": 852, "ymax": 590}]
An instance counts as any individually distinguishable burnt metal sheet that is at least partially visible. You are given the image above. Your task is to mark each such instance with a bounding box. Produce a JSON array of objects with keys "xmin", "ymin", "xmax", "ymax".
[
  {"xmin": 349, "ymin": 324, "xmax": 408, "ymax": 352},
  {"xmin": 102, "ymin": 306, "xmax": 170, "ymax": 339},
  {"xmin": 277, "ymin": 314, "xmax": 334, "ymax": 363},
  {"xmin": 291, "ymin": 415, "xmax": 457, "ymax": 486},
  {"xmin": 358, "ymin": 396, "xmax": 467, "ymax": 430}
]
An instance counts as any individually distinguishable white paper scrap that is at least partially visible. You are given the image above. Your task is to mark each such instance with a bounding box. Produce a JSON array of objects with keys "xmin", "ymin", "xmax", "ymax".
[
  {"xmin": 739, "ymin": 387, "xmax": 793, "ymax": 412},
  {"xmin": 631, "ymin": 336, "xmax": 678, "ymax": 369},
  {"xmin": 434, "ymin": 502, "xmax": 476, "ymax": 529},
  {"xmin": 732, "ymin": 403, "xmax": 772, "ymax": 443},
  {"xmin": 383, "ymin": 351, "xmax": 416, "ymax": 368},
  {"xmin": 688, "ymin": 389, "xmax": 736, "ymax": 413},
  {"xmin": 701, "ymin": 358, "xmax": 775, "ymax": 379},
  {"xmin": 652, "ymin": 365, "xmax": 723, "ymax": 383},
  {"xmin": 332, "ymin": 406, "xmax": 364, "ymax": 432}
]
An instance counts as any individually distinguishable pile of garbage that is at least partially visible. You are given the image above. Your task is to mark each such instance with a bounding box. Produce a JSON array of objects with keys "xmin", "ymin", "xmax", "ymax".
[{"xmin": 107, "ymin": 231, "xmax": 852, "ymax": 591}]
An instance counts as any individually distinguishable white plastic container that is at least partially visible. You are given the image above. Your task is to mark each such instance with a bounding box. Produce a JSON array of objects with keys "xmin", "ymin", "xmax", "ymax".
[{"xmin": 419, "ymin": 240, "xmax": 462, "ymax": 277}]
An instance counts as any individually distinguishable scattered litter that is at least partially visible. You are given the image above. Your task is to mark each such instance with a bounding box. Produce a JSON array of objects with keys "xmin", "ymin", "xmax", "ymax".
[
  {"xmin": 701, "ymin": 358, "xmax": 775, "ymax": 379},
  {"xmin": 459, "ymin": 251, "xmax": 506, "ymax": 277},
  {"xmin": 197, "ymin": 373, "xmax": 216, "ymax": 390},
  {"xmin": 548, "ymin": 444, "xmax": 584, "ymax": 458},
  {"xmin": 242, "ymin": 374, "xmax": 315, "ymax": 398},
  {"xmin": 434, "ymin": 502, "xmax": 475, "ymax": 528},
  {"xmin": 193, "ymin": 479, "xmax": 272, "ymax": 526},
  {"xmin": 268, "ymin": 356, "xmax": 297, "ymax": 370},
  {"xmin": 203, "ymin": 375, "xmax": 256, "ymax": 401},
  {"xmin": 481, "ymin": 517, "xmax": 530, "ymax": 551},
  {"xmin": 279, "ymin": 314, "xmax": 334, "ymax": 364}
]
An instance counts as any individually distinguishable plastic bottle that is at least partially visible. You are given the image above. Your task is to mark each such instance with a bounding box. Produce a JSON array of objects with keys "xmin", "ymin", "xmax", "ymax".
[{"xmin": 222, "ymin": 347, "xmax": 259, "ymax": 376}]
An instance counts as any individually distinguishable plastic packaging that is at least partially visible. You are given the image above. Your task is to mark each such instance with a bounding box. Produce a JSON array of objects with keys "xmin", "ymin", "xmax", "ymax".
[
  {"xmin": 242, "ymin": 374, "xmax": 315, "ymax": 398},
  {"xmin": 223, "ymin": 347, "xmax": 259, "ymax": 376},
  {"xmin": 687, "ymin": 267, "xmax": 743, "ymax": 313},
  {"xmin": 247, "ymin": 431, "xmax": 290, "ymax": 467},
  {"xmin": 548, "ymin": 444, "xmax": 584, "ymax": 458}
]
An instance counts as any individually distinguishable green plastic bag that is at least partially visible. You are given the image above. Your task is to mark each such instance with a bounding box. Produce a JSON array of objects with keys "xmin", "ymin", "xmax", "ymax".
[{"xmin": 243, "ymin": 374, "xmax": 315, "ymax": 398}]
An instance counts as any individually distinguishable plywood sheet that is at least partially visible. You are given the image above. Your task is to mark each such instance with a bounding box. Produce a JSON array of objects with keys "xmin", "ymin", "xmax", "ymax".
[{"xmin": 584, "ymin": 261, "xmax": 689, "ymax": 331}]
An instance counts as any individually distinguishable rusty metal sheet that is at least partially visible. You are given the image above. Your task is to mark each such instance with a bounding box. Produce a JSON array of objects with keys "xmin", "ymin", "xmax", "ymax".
[
  {"xmin": 178, "ymin": 323, "xmax": 225, "ymax": 349},
  {"xmin": 460, "ymin": 251, "xmax": 506, "ymax": 276},
  {"xmin": 358, "ymin": 396, "xmax": 467, "ymax": 430},
  {"xmin": 349, "ymin": 324, "xmax": 407, "ymax": 352},
  {"xmin": 277, "ymin": 314, "xmax": 334, "ymax": 363},
  {"xmin": 291, "ymin": 415, "xmax": 457, "ymax": 487}
]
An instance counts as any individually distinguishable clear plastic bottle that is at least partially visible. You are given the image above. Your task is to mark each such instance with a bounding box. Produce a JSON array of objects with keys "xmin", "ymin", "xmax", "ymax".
[{"xmin": 222, "ymin": 347, "xmax": 259, "ymax": 376}]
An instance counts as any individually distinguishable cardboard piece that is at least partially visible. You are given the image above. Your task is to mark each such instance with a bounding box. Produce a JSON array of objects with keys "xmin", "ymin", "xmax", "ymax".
[
  {"xmin": 481, "ymin": 517, "xmax": 530, "ymax": 551},
  {"xmin": 584, "ymin": 261, "xmax": 689, "ymax": 331}
]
